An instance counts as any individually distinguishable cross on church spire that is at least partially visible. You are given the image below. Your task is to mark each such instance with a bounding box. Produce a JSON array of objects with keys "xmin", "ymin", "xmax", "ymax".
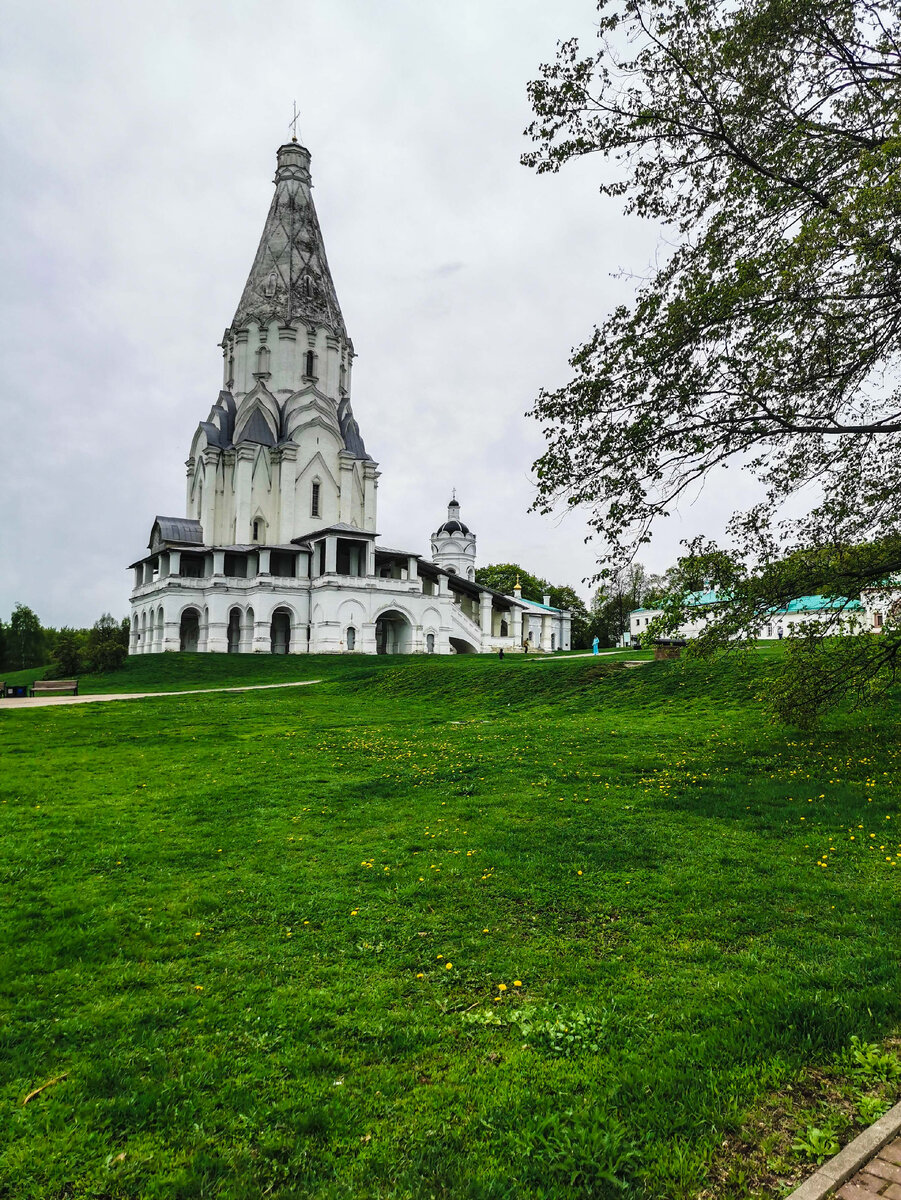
[{"xmin": 289, "ymin": 101, "xmax": 302, "ymax": 144}]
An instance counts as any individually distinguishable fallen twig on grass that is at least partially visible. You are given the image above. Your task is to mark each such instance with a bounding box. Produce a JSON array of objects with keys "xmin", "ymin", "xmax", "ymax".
[{"xmin": 23, "ymin": 1072, "xmax": 68, "ymax": 1105}]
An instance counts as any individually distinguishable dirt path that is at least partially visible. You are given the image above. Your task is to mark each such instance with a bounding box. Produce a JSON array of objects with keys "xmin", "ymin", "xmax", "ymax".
[{"xmin": 0, "ymin": 679, "xmax": 322, "ymax": 711}]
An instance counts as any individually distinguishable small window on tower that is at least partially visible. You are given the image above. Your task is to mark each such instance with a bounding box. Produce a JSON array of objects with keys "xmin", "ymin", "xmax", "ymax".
[
  {"xmin": 305, "ymin": 350, "xmax": 316, "ymax": 378},
  {"xmin": 252, "ymin": 519, "xmax": 260, "ymax": 542},
  {"xmin": 311, "ymin": 481, "xmax": 321, "ymax": 518},
  {"xmin": 264, "ymin": 272, "xmax": 277, "ymax": 298}
]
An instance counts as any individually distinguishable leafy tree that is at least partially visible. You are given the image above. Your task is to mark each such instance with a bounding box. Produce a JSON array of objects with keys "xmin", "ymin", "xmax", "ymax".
[
  {"xmin": 8, "ymin": 603, "xmax": 44, "ymax": 670},
  {"xmin": 475, "ymin": 564, "xmax": 550, "ymax": 602},
  {"xmin": 587, "ymin": 561, "xmax": 669, "ymax": 646},
  {"xmin": 85, "ymin": 613, "xmax": 128, "ymax": 674},
  {"xmin": 523, "ymin": 0, "xmax": 901, "ymax": 710},
  {"xmin": 50, "ymin": 628, "xmax": 84, "ymax": 677}
]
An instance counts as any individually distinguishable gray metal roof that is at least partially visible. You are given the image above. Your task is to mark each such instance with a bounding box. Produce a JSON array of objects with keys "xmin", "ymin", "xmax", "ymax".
[{"xmin": 149, "ymin": 516, "xmax": 203, "ymax": 548}]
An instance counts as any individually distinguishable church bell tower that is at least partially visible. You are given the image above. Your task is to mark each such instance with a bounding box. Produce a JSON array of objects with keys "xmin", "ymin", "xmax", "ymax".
[{"xmin": 430, "ymin": 495, "xmax": 477, "ymax": 580}]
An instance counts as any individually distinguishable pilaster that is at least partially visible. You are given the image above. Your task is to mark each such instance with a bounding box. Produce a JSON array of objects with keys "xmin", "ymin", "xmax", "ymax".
[
  {"xmin": 277, "ymin": 444, "xmax": 298, "ymax": 542},
  {"xmin": 234, "ymin": 445, "xmax": 256, "ymax": 543}
]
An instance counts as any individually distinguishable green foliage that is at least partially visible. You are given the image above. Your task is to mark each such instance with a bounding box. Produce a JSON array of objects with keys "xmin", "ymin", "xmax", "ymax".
[
  {"xmin": 475, "ymin": 563, "xmax": 548, "ymax": 600},
  {"xmin": 524, "ymin": 0, "xmax": 901, "ymax": 710},
  {"xmin": 464, "ymin": 1003, "xmax": 607, "ymax": 1056},
  {"xmin": 856, "ymin": 1094, "xmax": 891, "ymax": 1124},
  {"xmin": 5, "ymin": 603, "xmax": 44, "ymax": 671},
  {"xmin": 791, "ymin": 1123, "xmax": 839, "ymax": 1164},
  {"xmin": 844, "ymin": 1036, "xmax": 901, "ymax": 1083},
  {"xmin": 85, "ymin": 613, "xmax": 128, "ymax": 674},
  {"xmin": 48, "ymin": 628, "xmax": 84, "ymax": 678}
]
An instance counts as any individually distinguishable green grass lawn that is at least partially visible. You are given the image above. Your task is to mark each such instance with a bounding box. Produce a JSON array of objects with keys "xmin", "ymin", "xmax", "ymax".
[{"xmin": 1, "ymin": 653, "xmax": 899, "ymax": 1199}]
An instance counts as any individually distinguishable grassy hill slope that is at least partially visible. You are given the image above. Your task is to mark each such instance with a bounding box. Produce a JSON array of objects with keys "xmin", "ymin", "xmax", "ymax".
[{"xmin": 1, "ymin": 654, "xmax": 899, "ymax": 1198}]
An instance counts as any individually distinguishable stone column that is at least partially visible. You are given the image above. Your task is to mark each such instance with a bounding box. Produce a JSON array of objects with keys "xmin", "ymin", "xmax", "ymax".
[
  {"xmin": 205, "ymin": 595, "xmax": 229, "ymax": 654},
  {"xmin": 365, "ymin": 541, "xmax": 376, "ymax": 577},
  {"xmin": 324, "ymin": 536, "xmax": 337, "ymax": 574},
  {"xmin": 234, "ymin": 446, "xmax": 255, "ymax": 544},
  {"xmin": 438, "ymin": 574, "xmax": 450, "ymax": 597},
  {"xmin": 212, "ymin": 550, "xmax": 226, "ymax": 575},
  {"xmin": 480, "ymin": 592, "xmax": 493, "ymax": 640},
  {"xmin": 168, "ymin": 550, "xmax": 181, "ymax": 576},
  {"xmin": 362, "ymin": 462, "xmax": 380, "ymax": 532},
  {"xmin": 133, "ymin": 566, "xmax": 143, "ymax": 590},
  {"xmin": 252, "ymin": 616, "xmax": 271, "ymax": 654},
  {"xmin": 408, "ymin": 556, "xmax": 420, "ymax": 587},
  {"xmin": 257, "ymin": 548, "xmax": 271, "ymax": 574},
  {"xmin": 540, "ymin": 614, "xmax": 552, "ymax": 651},
  {"xmin": 278, "ymin": 444, "xmax": 297, "ymax": 543},
  {"xmin": 161, "ymin": 604, "xmax": 181, "ymax": 653},
  {"xmin": 512, "ymin": 605, "xmax": 523, "ymax": 647},
  {"xmin": 338, "ymin": 452, "xmax": 355, "ymax": 524},
  {"xmin": 201, "ymin": 450, "xmax": 218, "ymax": 543},
  {"xmin": 185, "ymin": 458, "xmax": 195, "ymax": 515}
]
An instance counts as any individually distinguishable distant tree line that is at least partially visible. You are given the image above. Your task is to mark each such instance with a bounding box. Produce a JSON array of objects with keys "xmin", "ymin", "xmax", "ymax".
[
  {"xmin": 475, "ymin": 561, "xmax": 680, "ymax": 649},
  {"xmin": 0, "ymin": 604, "xmax": 130, "ymax": 676}
]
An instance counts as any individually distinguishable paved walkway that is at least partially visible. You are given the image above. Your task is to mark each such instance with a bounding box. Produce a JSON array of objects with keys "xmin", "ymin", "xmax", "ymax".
[
  {"xmin": 835, "ymin": 1138, "xmax": 901, "ymax": 1199},
  {"xmin": 0, "ymin": 679, "xmax": 321, "ymax": 711}
]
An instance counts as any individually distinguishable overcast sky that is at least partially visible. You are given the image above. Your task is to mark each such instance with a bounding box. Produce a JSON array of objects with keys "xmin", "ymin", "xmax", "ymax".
[{"xmin": 0, "ymin": 0, "xmax": 750, "ymax": 627}]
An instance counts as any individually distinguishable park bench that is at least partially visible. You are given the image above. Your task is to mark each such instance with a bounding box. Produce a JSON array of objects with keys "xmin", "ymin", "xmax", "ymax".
[
  {"xmin": 29, "ymin": 680, "xmax": 79, "ymax": 697},
  {"xmin": 651, "ymin": 638, "xmax": 687, "ymax": 661}
]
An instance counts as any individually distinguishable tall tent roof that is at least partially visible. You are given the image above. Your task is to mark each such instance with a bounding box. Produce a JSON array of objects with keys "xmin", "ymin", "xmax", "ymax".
[{"xmin": 230, "ymin": 142, "xmax": 346, "ymax": 337}]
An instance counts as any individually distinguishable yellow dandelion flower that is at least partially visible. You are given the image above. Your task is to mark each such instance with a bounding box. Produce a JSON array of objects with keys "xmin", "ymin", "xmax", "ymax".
[
  {"xmin": 446, "ymin": 962, "xmax": 453, "ymax": 970},
  {"xmin": 497, "ymin": 983, "xmax": 507, "ymax": 992},
  {"xmin": 513, "ymin": 980, "xmax": 522, "ymax": 987}
]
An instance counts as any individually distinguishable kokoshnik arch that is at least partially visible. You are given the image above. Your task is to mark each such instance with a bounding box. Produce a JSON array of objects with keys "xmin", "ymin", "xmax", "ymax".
[{"xmin": 128, "ymin": 139, "xmax": 572, "ymax": 656}]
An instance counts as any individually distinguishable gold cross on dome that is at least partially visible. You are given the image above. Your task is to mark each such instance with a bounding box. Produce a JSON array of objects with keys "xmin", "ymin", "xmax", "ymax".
[{"xmin": 289, "ymin": 101, "xmax": 301, "ymax": 143}]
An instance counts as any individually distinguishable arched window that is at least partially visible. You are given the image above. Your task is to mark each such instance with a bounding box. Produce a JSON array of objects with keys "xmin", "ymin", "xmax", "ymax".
[
  {"xmin": 551, "ymin": 633, "xmax": 556, "ymax": 650},
  {"xmin": 311, "ymin": 481, "xmax": 321, "ymax": 518},
  {"xmin": 500, "ymin": 619, "xmax": 508, "ymax": 638},
  {"xmin": 255, "ymin": 345, "xmax": 270, "ymax": 376},
  {"xmin": 305, "ymin": 350, "xmax": 316, "ymax": 378},
  {"xmin": 426, "ymin": 633, "xmax": 435, "ymax": 654},
  {"xmin": 346, "ymin": 626, "xmax": 356, "ymax": 651},
  {"xmin": 874, "ymin": 611, "xmax": 883, "ymax": 629},
  {"xmin": 264, "ymin": 271, "xmax": 277, "ymax": 297},
  {"xmin": 252, "ymin": 519, "xmax": 261, "ymax": 541}
]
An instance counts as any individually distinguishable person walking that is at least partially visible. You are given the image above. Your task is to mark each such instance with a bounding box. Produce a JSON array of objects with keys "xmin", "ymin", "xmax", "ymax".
[{"xmin": 592, "ymin": 636, "xmax": 600, "ymax": 655}]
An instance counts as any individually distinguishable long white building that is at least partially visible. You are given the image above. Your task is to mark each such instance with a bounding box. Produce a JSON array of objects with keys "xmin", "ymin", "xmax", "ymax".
[{"xmin": 128, "ymin": 139, "xmax": 572, "ymax": 657}]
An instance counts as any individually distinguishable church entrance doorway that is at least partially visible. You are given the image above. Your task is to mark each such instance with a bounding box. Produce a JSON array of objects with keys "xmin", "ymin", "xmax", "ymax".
[
  {"xmin": 270, "ymin": 608, "xmax": 291, "ymax": 654},
  {"xmin": 375, "ymin": 610, "xmax": 411, "ymax": 654},
  {"xmin": 227, "ymin": 608, "xmax": 241, "ymax": 653},
  {"xmin": 180, "ymin": 608, "xmax": 200, "ymax": 652}
]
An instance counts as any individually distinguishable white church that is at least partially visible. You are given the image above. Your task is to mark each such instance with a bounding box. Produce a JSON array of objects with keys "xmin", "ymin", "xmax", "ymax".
[{"xmin": 128, "ymin": 138, "xmax": 572, "ymax": 657}]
